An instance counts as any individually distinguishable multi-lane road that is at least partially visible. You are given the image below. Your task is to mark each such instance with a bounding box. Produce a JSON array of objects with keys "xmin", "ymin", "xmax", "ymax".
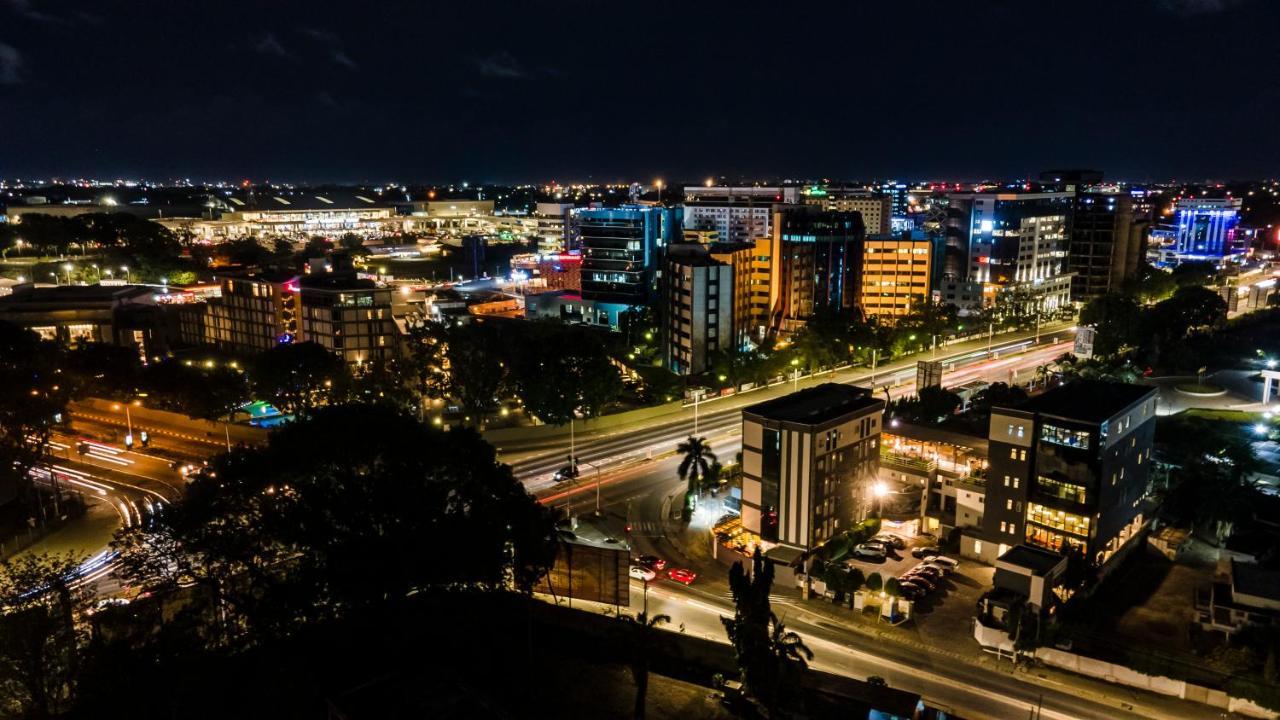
[{"xmin": 516, "ymin": 330, "xmax": 1246, "ymax": 719}]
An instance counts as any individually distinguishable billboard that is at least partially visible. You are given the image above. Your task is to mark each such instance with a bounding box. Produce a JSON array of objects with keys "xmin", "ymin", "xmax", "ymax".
[{"xmin": 916, "ymin": 360, "xmax": 944, "ymax": 390}]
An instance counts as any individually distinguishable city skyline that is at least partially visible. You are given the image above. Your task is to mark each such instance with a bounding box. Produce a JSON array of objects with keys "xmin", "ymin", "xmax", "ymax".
[{"xmin": 2, "ymin": 1, "xmax": 1279, "ymax": 182}]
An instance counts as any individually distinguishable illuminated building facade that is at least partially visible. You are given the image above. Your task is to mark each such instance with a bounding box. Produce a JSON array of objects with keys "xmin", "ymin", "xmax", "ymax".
[
  {"xmin": 967, "ymin": 381, "xmax": 1157, "ymax": 576},
  {"xmin": 578, "ymin": 206, "xmax": 680, "ymax": 305},
  {"xmin": 947, "ymin": 191, "xmax": 1074, "ymax": 312},
  {"xmin": 683, "ymin": 186, "xmax": 799, "ymax": 244},
  {"xmin": 859, "ymin": 231, "xmax": 945, "ymax": 321},
  {"xmin": 772, "ymin": 206, "xmax": 866, "ymax": 335},
  {"xmin": 1174, "ymin": 197, "xmax": 1242, "ymax": 259},
  {"xmin": 741, "ymin": 384, "xmax": 884, "ymax": 551},
  {"xmin": 802, "ymin": 186, "xmax": 892, "ymax": 235},
  {"xmin": 205, "ymin": 271, "xmax": 300, "ymax": 354}
]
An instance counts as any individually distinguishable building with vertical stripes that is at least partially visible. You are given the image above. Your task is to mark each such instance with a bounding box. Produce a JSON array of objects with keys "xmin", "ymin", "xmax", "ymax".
[{"xmin": 740, "ymin": 384, "xmax": 884, "ymax": 551}]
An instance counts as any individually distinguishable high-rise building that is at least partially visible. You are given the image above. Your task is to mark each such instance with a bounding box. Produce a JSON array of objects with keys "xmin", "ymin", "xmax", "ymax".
[
  {"xmin": 299, "ymin": 274, "xmax": 397, "ymax": 365},
  {"xmin": 682, "ymin": 186, "xmax": 799, "ymax": 244},
  {"xmin": 772, "ymin": 206, "xmax": 866, "ymax": 335},
  {"xmin": 965, "ymin": 381, "xmax": 1157, "ymax": 577},
  {"xmin": 1174, "ymin": 197, "xmax": 1242, "ymax": 259},
  {"xmin": 204, "ymin": 271, "xmax": 301, "ymax": 354},
  {"xmin": 802, "ymin": 187, "xmax": 892, "ymax": 235},
  {"xmin": 748, "ymin": 236, "xmax": 776, "ymax": 341},
  {"xmin": 947, "ymin": 191, "xmax": 1074, "ymax": 312},
  {"xmin": 859, "ymin": 231, "xmax": 945, "ymax": 321},
  {"xmin": 1068, "ymin": 192, "xmax": 1148, "ymax": 301},
  {"xmin": 708, "ymin": 241, "xmax": 755, "ymax": 353},
  {"xmin": 879, "ymin": 181, "xmax": 909, "ymax": 216},
  {"xmin": 664, "ymin": 245, "xmax": 733, "ymax": 375},
  {"xmin": 741, "ymin": 384, "xmax": 885, "ymax": 551},
  {"xmin": 577, "ymin": 206, "xmax": 680, "ymax": 305}
]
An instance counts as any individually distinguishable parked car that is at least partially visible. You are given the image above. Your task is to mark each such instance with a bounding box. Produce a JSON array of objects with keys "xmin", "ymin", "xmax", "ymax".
[
  {"xmin": 926, "ymin": 556, "xmax": 960, "ymax": 572},
  {"xmin": 862, "ymin": 539, "xmax": 892, "ymax": 554},
  {"xmin": 873, "ymin": 533, "xmax": 905, "ymax": 550},
  {"xmin": 667, "ymin": 568, "xmax": 698, "ymax": 585},
  {"xmin": 629, "ymin": 566, "xmax": 656, "ymax": 582},
  {"xmin": 908, "ymin": 564, "xmax": 944, "ymax": 581},
  {"xmin": 900, "ymin": 574, "xmax": 936, "ymax": 592},
  {"xmin": 911, "ymin": 546, "xmax": 942, "ymax": 559},
  {"xmin": 851, "ymin": 544, "xmax": 887, "ymax": 561},
  {"xmin": 553, "ymin": 464, "xmax": 579, "ymax": 482},
  {"xmin": 897, "ymin": 583, "xmax": 924, "ymax": 601},
  {"xmin": 634, "ymin": 555, "xmax": 667, "ymax": 571}
]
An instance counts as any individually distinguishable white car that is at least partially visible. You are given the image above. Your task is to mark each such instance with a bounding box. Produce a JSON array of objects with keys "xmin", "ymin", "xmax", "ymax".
[
  {"xmin": 629, "ymin": 565, "xmax": 656, "ymax": 582},
  {"xmin": 924, "ymin": 556, "xmax": 959, "ymax": 574}
]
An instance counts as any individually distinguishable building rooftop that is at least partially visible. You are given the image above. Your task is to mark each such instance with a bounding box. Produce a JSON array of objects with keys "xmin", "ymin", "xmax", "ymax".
[
  {"xmin": 1232, "ymin": 559, "xmax": 1280, "ymax": 603},
  {"xmin": 0, "ymin": 283, "xmax": 154, "ymax": 306},
  {"xmin": 1016, "ymin": 380, "xmax": 1155, "ymax": 423},
  {"xmin": 743, "ymin": 383, "xmax": 882, "ymax": 425},
  {"xmin": 998, "ymin": 544, "xmax": 1067, "ymax": 576},
  {"xmin": 299, "ymin": 274, "xmax": 378, "ymax": 291}
]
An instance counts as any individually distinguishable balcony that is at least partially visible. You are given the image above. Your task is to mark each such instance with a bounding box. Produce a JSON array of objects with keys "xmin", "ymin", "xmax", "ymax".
[{"xmin": 879, "ymin": 449, "xmax": 935, "ymax": 477}]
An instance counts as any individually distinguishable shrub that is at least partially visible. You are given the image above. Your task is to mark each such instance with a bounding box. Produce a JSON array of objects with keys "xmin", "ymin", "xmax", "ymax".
[{"xmin": 866, "ymin": 572, "xmax": 883, "ymax": 593}]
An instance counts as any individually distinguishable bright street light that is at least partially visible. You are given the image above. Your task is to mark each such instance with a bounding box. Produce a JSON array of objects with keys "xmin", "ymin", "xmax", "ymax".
[{"xmin": 1253, "ymin": 423, "xmax": 1268, "ymax": 436}]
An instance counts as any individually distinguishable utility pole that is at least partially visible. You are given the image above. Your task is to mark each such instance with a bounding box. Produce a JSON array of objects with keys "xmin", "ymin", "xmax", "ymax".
[{"xmin": 870, "ymin": 349, "xmax": 878, "ymax": 388}]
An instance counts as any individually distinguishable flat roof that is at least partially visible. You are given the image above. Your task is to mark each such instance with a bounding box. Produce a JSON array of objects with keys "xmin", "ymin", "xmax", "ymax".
[
  {"xmin": 1015, "ymin": 380, "xmax": 1155, "ymax": 424},
  {"xmin": 1232, "ymin": 559, "xmax": 1280, "ymax": 602},
  {"xmin": 0, "ymin": 283, "xmax": 153, "ymax": 304},
  {"xmin": 998, "ymin": 544, "xmax": 1067, "ymax": 575},
  {"xmin": 743, "ymin": 383, "xmax": 882, "ymax": 425}
]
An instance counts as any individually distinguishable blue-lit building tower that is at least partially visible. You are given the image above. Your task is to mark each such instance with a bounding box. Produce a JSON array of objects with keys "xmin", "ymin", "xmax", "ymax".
[
  {"xmin": 577, "ymin": 206, "xmax": 682, "ymax": 306},
  {"xmin": 1174, "ymin": 198, "xmax": 1242, "ymax": 259}
]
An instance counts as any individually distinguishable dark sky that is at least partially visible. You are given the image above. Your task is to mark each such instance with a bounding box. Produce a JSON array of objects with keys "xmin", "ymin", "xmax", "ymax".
[{"xmin": 1, "ymin": 0, "xmax": 1278, "ymax": 184}]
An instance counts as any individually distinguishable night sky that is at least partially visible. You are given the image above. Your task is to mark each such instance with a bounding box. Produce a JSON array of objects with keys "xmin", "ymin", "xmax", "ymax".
[{"xmin": 1, "ymin": 0, "xmax": 1278, "ymax": 183}]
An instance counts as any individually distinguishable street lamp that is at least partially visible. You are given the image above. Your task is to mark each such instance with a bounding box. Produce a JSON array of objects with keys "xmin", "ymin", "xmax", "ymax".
[
  {"xmin": 91, "ymin": 264, "xmax": 99, "ymax": 283},
  {"xmin": 121, "ymin": 265, "xmax": 131, "ymax": 283},
  {"xmin": 873, "ymin": 481, "xmax": 889, "ymax": 516},
  {"xmin": 691, "ymin": 386, "xmax": 706, "ymax": 435},
  {"xmin": 791, "ymin": 357, "xmax": 801, "ymax": 392},
  {"xmin": 62, "ymin": 263, "xmax": 73, "ymax": 285},
  {"xmin": 49, "ymin": 272, "xmax": 58, "ymax": 285}
]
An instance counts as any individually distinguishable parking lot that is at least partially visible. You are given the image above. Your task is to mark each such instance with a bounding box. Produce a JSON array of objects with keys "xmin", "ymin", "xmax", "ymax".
[{"xmin": 838, "ymin": 536, "xmax": 978, "ymax": 615}]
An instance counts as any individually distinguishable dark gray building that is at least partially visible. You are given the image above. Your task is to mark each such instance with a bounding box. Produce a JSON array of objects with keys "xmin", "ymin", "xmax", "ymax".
[
  {"xmin": 964, "ymin": 381, "xmax": 1157, "ymax": 578},
  {"xmin": 1068, "ymin": 192, "xmax": 1148, "ymax": 301}
]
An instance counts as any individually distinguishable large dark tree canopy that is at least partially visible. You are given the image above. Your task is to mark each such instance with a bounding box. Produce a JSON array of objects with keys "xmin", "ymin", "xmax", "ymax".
[{"xmin": 115, "ymin": 403, "xmax": 557, "ymax": 638}]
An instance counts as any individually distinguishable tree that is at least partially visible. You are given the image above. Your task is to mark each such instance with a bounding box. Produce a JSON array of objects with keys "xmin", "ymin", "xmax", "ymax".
[
  {"xmin": 722, "ymin": 548, "xmax": 777, "ymax": 708},
  {"xmin": 113, "ymin": 404, "xmax": 557, "ymax": 642},
  {"xmin": 509, "ymin": 324, "xmax": 622, "ymax": 425},
  {"xmin": 0, "ymin": 552, "xmax": 94, "ymax": 718},
  {"xmin": 249, "ymin": 342, "xmax": 347, "ymax": 415},
  {"xmin": 883, "ymin": 577, "xmax": 901, "ymax": 598},
  {"xmin": 444, "ymin": 323, "xmax": 506, "ymax": 425},
  {"xmin": 865, "ymin": 572, "xmax": 883, "ymax": 594},
  {"xmin": 0, "ymin": 322, "xmax": 72, "ymax": 512},
  {"xmin": 619, "ymin": 611, "xmax": 670, "ymax": 720},
  {"xmin": 1079, "ymin": 293, "xmax": 1142, "ymax": 358},
  {"xmin": 216, "ymin": 237, "xmax": 274, "ymax": 267},
  {"xmin": 676, "ymin": 436, "xmax": 716, "ymax": 521},
  {"xmin": 765, "ymin": 613, "xmax": 813, "ymax": 709}
]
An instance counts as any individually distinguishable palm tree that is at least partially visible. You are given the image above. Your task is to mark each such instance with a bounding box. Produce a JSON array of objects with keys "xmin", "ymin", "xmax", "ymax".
[
  {"xmin": 619, "ymin": 611, "xmax": 671, "ymax": 720},
  {"xmin": 766, "ymin": 612, "xmax": 814, "ymax": 712},
  {"xmin": 676, "ymin": 436, "xmax": 717, "ymax": 520}
]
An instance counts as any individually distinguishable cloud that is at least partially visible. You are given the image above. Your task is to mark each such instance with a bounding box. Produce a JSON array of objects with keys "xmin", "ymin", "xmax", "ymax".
[
  {"xmin": 1156, "ymin": 0, "xmax": 1251, "ymax": 15},
  {"xmin": 254, "ymin": 32, "xmax": 290, "ymax": 59},
  {"xmin": 1, "ymin": 0, "xmax": 57, "ymax": 23},
  {"xmin": 332, "ymin": 50, "xmax": 357, "ymax": 69},
  {"xmin": 475, "ymin": 51, "xmax": 526, "ymax": 79},
  {"xmin": 0, "ymin": 42, "xmax": 22, "ymax": 84},
  {"xmin": 302, "ymin": 28, "xmax": 339, "ymax": 44}
]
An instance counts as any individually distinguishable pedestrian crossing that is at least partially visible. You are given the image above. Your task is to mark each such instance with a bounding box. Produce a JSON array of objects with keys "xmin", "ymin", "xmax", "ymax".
[{"xmin": 628, "ymin": 520, "xmax": 662, "ymax": 535}]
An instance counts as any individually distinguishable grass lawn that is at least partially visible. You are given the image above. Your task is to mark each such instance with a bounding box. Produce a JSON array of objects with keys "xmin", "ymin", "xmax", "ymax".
[
  {"xmin": 1179, "ymin": 407, "xmax": 1260, "ymax": 423},
  {"xmin": 1174, "ymin": 382, "xmax": 1226, "ymax": 394}
]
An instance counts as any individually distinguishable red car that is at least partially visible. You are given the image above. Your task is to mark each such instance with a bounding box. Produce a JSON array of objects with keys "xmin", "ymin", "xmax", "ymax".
[{"xmin": 667, "ymin": 568, "xmax": 697, "ymax": 585}]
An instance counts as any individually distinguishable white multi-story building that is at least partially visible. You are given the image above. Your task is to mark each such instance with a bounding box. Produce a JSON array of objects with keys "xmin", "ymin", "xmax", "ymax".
[{"xmin": 683, "ymin": 186, "xmax": 800, "ymax": 244}]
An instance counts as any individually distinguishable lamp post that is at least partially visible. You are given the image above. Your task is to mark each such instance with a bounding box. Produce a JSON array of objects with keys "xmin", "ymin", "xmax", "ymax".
[
  {"xmin": 691, "ymin": 386, "xmax": 706, "ymax": 435},
  {"xmin": 121, "ymin": 266, "xmax": 131, "ymax": 283},
  {"xmin": 91, "ymin": 264, "xmax": 100, "ymax": 283},
  {"xmin": 62, "ymin": 263, "xmax": 73, "ymax": 285}
]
